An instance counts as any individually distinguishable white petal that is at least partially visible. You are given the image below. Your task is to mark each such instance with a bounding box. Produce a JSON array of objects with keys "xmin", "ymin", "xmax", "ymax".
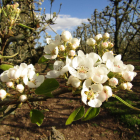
[
  {"xmin": 46, "ymin": 70, "xmax": 61, "ymax": 78},
  {"xmin": 88, "ymin": 98, "xmax": 102, "ymax": 107}
]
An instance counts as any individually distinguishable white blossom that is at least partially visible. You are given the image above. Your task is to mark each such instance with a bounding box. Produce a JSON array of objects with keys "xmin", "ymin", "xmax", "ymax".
[
  {"xmin": 86, "ymin": 38, "xmax": 96, "ymax": 46},
  {"xmin": 109, "ymin": 77, "xmax": 118, "ymax": 86},
  {"xmin": 16, "ymin": 84, "xmax": 24, "ymax": 93},
  {"xmin": 24, "ymin": 74, "xmax": 44, "ymax": 88},
  {"xmin": 19, "ymin": 95, "xmax": 27, "ymax": 102},
  {"xmin": 61, "ymin": 31, "xmax": 72, "ymax": 42},
  {"xmin": 0, "ymin": 89, "xmax": 7, "ymax": 100},
  {"xmin": 67, "ymin": 76, "xmax": 81, "ymax": 88},
  {"xmin": 44, "ymin": 43, "xmax": 58, "ymax": 59}
]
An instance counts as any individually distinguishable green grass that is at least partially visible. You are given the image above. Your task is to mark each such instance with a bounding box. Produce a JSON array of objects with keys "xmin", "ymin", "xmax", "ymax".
[
  {"xmin": 102, "ymin": 93, "xmax": 140, "ymax": 133},
  {"xmin": 126, "ymin": 59, "xmax": 140, "ymax": 62},
  {"xmin": 135, "ymin": 66, "xmax": 140, "ymax": 70}
]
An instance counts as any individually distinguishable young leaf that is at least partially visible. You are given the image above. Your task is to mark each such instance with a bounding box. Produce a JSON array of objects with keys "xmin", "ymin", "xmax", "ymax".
[
  {"xmin": 38, "ymin": 56, "xmax": 48, "ymax": 64},
  {"xmin": 30, "ymin": 109, "xmax": 44, "ymax": 126},
  {"xmin": 35, "ymin": 79, "xmax": 59, "ymax": 95},
  {"xmin": 82, "ymin": 107, "xmax": 100, "ymax": 121},
  {"xmin": 65, "ymin": 106, "xmax": 85, "ymax": 125},
  {"xmin": 0, "ymin": 64, "xmax": 13, "ymax": 71}
]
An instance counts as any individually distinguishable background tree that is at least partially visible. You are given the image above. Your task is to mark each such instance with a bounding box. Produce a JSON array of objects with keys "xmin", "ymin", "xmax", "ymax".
[{"xmin": 74, "ymin": 0, "xmax": 140, "ymax": 60}]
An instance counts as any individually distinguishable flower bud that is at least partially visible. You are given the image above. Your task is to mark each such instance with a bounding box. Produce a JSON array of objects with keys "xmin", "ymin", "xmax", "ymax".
[
  {"xmin": 103, "ymin": 33, "xmax": 110, "ymax": 40},
  {"xmin": 38, "ymin": 8, "xmax": 42, "ymax": 11},
  {"xmin": 61, "ymin": 31, "xmax": 72, "ymax": 42},
  {"xmin": 0, "ymin": 89, "xmax": 7, "ymax": 100},
  {"xmin": 101, "ymin": 42, "xmax": 108, "ymax": 49},
  {"xmin": 15, "ymin": 2, "xmax": 19, "ymax": 8},
  {"xmin": 86, "ymin": 38, "xmax": 96, "ymax": 46},
  {"xmin": 126, "ymin": 82, "xmax": 133, "ymax": 90},
  {"xmin": 6, "ymin": 5, "xmax": 10, "ymax": 10},
  {"xmin": 16, "ymin": 8, "xmax": 21, "ymax": 14},
  {"xmin": 109, "ymin": 77, "xmax": 118, "ymax": 86},
  {"xmin": 103, "ymin": 86, "xmax": 112, "ymax": 98},
  {"xmin": 108, "ymin": 42, "xmax": 114, "ymax": 48},
  {"xmin": 38, "ymin": 2, "xmax": 42, "ymax": 5},
  {"xmin": 120, "ymin": 83, "xmax": 127, "ymax": 90},
  {"xmin": 19, "ymin": 95, "xmax": 27, "ymax": 102},
  {"xmin": 6, "ymin": 82, "xmax": 14, "ymax": 88},
  {"xmin": 58, "ymin": 45, "xmax": 65, "ymax": 51},
  {"xmin": 71, "ymin": 38, "xmax": 80, "ymax": 49},
  {"xmin": 16, "ymin": 84, "xmax": 24, "ymax": 93},
  {"xmin": 122, "ymin": 71, "xmax": 137, "ymax": 82},
  {"xmin": 67, "ymin": 76, "xmax": 81, "ymax": 88},
  {"xmin": 69, "ymin": 50, "xmax": 75, "ymax": 57},
  {"xmin": 53, "ymin": 12, "xmax": 56, "ymax": 18},
  {"xmin": 95, "ymin": 34, "xmax": 102, "ymax": 41}
]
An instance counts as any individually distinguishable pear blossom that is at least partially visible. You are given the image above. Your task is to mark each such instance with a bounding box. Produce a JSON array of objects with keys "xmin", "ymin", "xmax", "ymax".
[
  {"xmin": 16, "ymin": 84, "xmax": 24, "ymax": 93},
  {"xmin": 103, "ymin": 52, "xmax": 125, "ymax": 73},
  {"xmin": 109, "ymin": 77, "xmax": 118, "ymax": 86},
  {"xmin": 122, "ymin": 71, "xmax": 137, "ymax": 82},
  {"xmin": 69, "ymin": 50, "xmax": 76, "ymax": 57},
  {"xmin": 97, "ymin": 86, "xmax": 113, "ymax": 102},
  {"xmin": 0, "ymin": 70, "xmax": 10, "ymax": 82},
  {"xmin": 91, "ymin": 66, "xmax": 109, "ymax": 84},
  {"xmin": 68, "ymin": 55, "xmax": 93, "ymax": 80},
  {"xmin": 103, "ymin": 33, "xmax": 110, "ymax": 40},
  {"xmin": 95, "ymin": 34, "xmax": 102, "ymax": 41},
  {"xmin": 86, "ymin": 38, "xmax": 96, "ymax": 46},
  {"xmin": 6, "ymin": 82, "xmax": 14, "ymax": 88},
  {"xmin": 24, "ymin": 74, "xmax": 44, "ymax": 88},
  {"xmin": 126, "ymin": 82, "xmax": 133, "ymax": 90},
  {"xmin": 46, "ymin": 34, "xmax": 62, "ymax": 46},
  {"xmin": 67, "ymin": 76, "xmax": 81, "ymax": 88},
  {"xmin": 8, "ymin": 67, "xmax": 21, "ymax": 80},
  {"xmin": 120, "ymin": 83, "xmax": 127, "ymax": 90},
  {"xmin": 81, "ymin": 79, "xmax": 103, "ymax": 107},
  {"xmin": 0, "ymin": 89, "xmax": 7, "ymax": 100},
  {"xmin": 59, "ymin": 45, "xmax": 65, "ymax": 51},
  {"xmin": 61, "ymin": 31, "xmax": 72, "ymax": 42},
  {"xmin": 44, "ymin": 43, "xmax": 58, "ymax": 59},
  {"xmin": 108, "ymin": 42, "xmax": 114, "ymax": 48},
  {"xmin": 19, "ymin": 95, "xmax": 27, "ymax": 102},
  {"xmin": 101, "ymin": 42, "xmax": 108, "ymax": 49},
  {"xmin": 71, "ymin": 38, "xmax": 81, "ymax": 49},
  {"xmin": 46, "ymin": 58, "xmax": 71, "ymax": 78}
]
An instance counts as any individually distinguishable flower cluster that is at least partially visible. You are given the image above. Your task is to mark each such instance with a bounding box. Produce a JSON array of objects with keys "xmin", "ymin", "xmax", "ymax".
[
  {"xmin": 44, "ymin": 31, "xmax": 137, "ymax": 108},
  {"xmin": 0, "ymin": 63, "xmax": 44, "ymax": 101},
  {"xmin": 2, "ymin": 2, "xmax": 21, "ymax": 27}
]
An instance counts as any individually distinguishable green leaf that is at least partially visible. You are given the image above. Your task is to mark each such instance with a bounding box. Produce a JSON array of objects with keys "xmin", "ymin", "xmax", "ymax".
[
  {"xmin": 30, "ymin": 109, "xmax": 44, "ymax": 126},
  {"xmin": 0, "ymin": 64, "xmax": 13, "ymax": 71},
  {"xmin": 113, "ymin": 94, "xmax": 140, "ymax": 111},
  {"xmin": 38, "ymin": 56, "xmax": 48, "ymax": 64},
  {"xmin": 65, "ymin": 106, "xmax": 85, "ymax": 125},
  {"xmin": 82, "ymin": 107, "xmax": 100, "ymax": 121},
  {"xmin": 35, "ymin": 79, "xmax": 59, "ymax": 95}
]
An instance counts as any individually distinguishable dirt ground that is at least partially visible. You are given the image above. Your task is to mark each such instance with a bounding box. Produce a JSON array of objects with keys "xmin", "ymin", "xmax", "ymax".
[{"xmin": 0, "ymin": 61, "xmax": 140, "ymax": 140}]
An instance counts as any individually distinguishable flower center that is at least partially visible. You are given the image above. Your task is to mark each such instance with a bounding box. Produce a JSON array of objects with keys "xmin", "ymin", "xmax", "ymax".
[
  {"xmin": 77, "ymin": 65, "xmax": 88, "ymax": 74},
  {"xmin": 85, "ymin": 90, "xmax": 94, "ymax": 100}
]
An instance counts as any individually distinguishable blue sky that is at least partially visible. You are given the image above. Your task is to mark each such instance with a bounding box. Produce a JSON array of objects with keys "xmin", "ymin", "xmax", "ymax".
[{"xmin": 38, "ymin": 0, "xmax": 110, "ymax": 44}]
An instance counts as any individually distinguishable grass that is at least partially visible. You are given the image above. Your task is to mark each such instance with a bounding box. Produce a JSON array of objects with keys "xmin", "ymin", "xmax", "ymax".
[
  {"xmin": 102, "ymin": 92, "xmax": 140, "ymax": 133},
  {"xmin": 126, "ymin": 59, "xmax": 140, "ymax": 62}
]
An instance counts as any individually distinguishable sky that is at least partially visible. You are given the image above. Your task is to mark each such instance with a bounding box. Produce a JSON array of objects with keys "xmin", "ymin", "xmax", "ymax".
[{"xmin": 38, "ymin": 0, "xmax": 110, "ymax": 44}]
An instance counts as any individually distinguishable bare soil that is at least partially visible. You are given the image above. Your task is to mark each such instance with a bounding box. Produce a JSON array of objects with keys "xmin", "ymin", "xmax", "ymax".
[{"xmin": 0, "ymin": 62, "xmax": 140, "ymax": 140}]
